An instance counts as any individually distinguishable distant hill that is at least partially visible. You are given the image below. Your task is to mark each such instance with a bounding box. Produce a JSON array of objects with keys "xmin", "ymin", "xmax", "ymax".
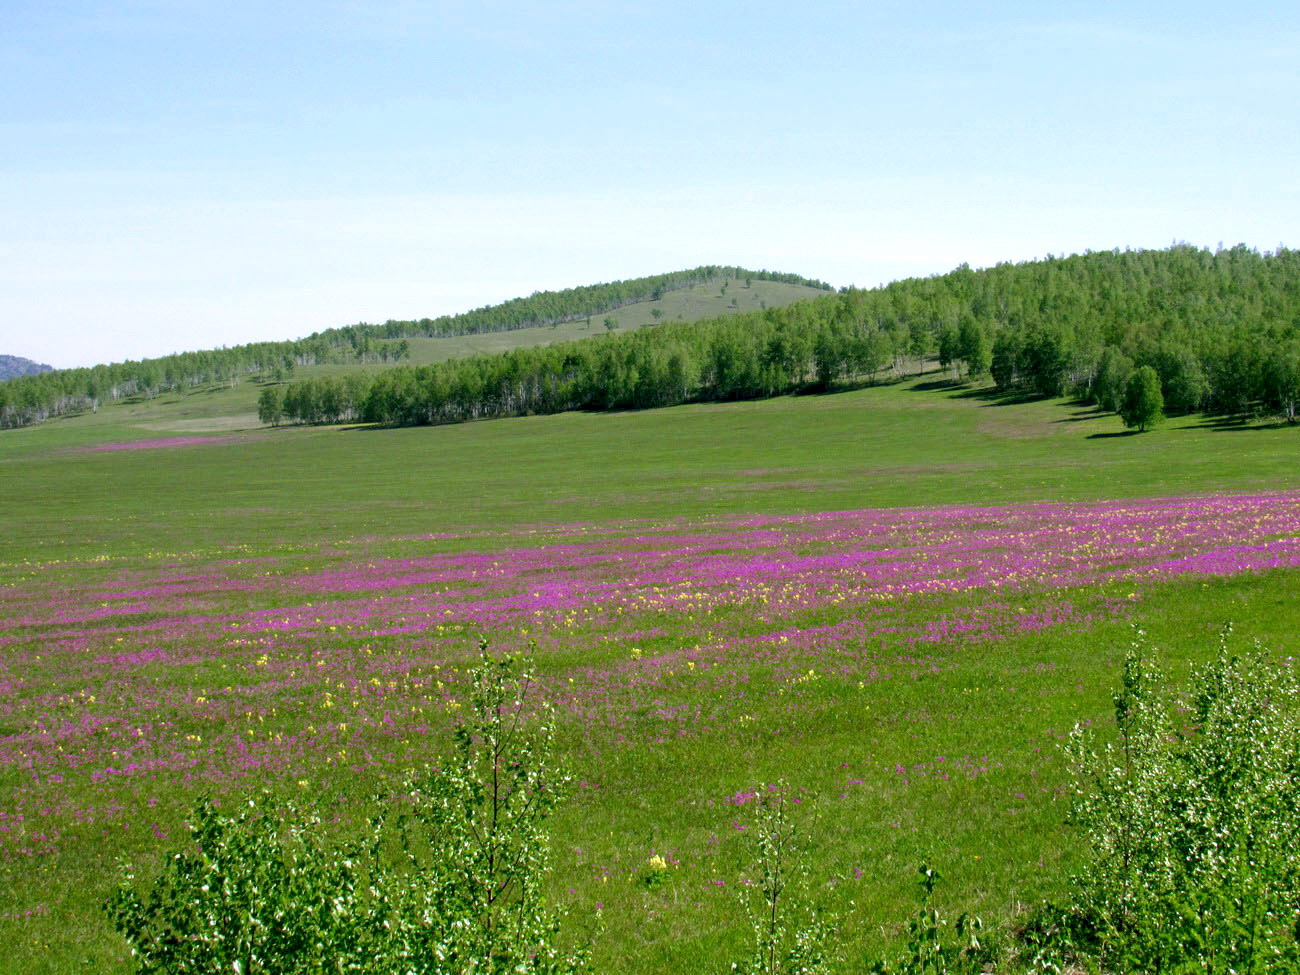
[
  {"xmin": 316, "ymin": 266, "xmax": 832, "ymax": 344},
  {"xmin": 0, "ymin": 267, "xmax": 829, "ymax": 430},
  {"xmin": 0, "ymin": 355, "xmax": 53, "ymax": 381}
]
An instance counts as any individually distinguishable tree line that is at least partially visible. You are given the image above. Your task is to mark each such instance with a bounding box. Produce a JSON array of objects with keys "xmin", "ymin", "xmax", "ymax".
[
  {"xmin": 262, "ymin": 244, "xmax": 1300, "ymax": 429},
  {"xmin": 0, "ymin": 338, "xmax": 410, "ymax": 430},
  {"xmin": 1, "ymin": 266, "xmax": 826, "ymax": 430}
]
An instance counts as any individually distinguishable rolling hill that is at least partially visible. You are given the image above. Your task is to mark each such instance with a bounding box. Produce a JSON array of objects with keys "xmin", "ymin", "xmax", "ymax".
[{"xmin": 0, "ymin": 271, "xmax": 827, "ymax": 432}]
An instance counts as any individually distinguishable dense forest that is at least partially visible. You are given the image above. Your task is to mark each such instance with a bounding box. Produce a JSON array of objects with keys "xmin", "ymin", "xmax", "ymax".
[
  {"xmin": 259, "ymin": 245, "xmax": 1300, "ymax": 429},
  {"xmin": 0, "ymin": 266, "xmax": 823, "ymax": 429}
]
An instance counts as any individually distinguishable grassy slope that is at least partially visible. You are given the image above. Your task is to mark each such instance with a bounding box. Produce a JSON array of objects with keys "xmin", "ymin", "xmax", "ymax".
[
  {"xmin": 4, "ymin": 374, "xmax": 1296, "ymax": 560},
  {"xmin": 2, "ymin": 375, "xmax": 1299, "ymax": 973}
]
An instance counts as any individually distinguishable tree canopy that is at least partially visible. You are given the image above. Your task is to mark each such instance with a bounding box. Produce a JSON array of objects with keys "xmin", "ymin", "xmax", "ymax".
[{"xmin": 1119, "ymin": 365, "xmax": 1165, "ymax": 432}]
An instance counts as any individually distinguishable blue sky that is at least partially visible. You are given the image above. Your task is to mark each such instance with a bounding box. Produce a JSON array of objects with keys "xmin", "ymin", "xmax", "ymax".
[{"xmin": 3, "ymin": 1, "xmax": 1297, "ymax": 368}]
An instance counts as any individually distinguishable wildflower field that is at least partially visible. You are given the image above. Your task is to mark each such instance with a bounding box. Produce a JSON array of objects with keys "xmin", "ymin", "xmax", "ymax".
[{"xmin": 4, "ymin": 379, "xmax": 1300, "ymax": 971}]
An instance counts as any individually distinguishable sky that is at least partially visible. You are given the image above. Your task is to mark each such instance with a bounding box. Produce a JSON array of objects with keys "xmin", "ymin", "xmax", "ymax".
[{"xmin": 2, "ymin": 1, "xmax": 1297, "ymax": 369}]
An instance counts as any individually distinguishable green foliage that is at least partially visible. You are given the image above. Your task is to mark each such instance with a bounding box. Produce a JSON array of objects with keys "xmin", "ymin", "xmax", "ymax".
[
  {"xmin": 641, "ymin": 854, "xmax": 672, "ymax": 890},
  {"xmin": 13, "ymin": 243, "xmax": 1300, "ymax": 432},
  {"xmin": 281, "ymin": 293, "xmax": 897, "ymax": 426},
  {"xmin": 1065, "ymin": 628, "xmax": 1300, "ymax": 973},
  {"xmin": 105, "ymin": 643, "xmax": 589, "ymax": 975},
  {"xmin": 989, "ymin": 332, "xmax": 1019, "ymax": 389},
  {"xmin": 1020, "ymin": 327, "xmax": 1073, "ymax": 397},
  {"xmin": 1093, "ymin": 346, "xmax": 1133, "ymax": 414},
  {"xmin": 1150, "ymin": 344, "xmax": 1208, "ymax": 415},
  {"xmin": 0, "ymin": 335, "xmax": 406, "ymax": 429},
  {"xmin": 331, "ymin": 266, "xmax": 828, "ymax": 342},
  {"xmin": 1261, "ymin": 338, "xmax": 1300, "ymax": 422},
  {"xmin": 105, "ymin": 794, "xmax": 376, "ymax": 974},
  {"xmin": 937, "ymin": 326, "xmax": 961, "ymax": 375},
  {"xmin": 870, "ymin": 867, "xmax": 985, "ymax": 975},
  {"xmin": 255, "ymin": 385, "xmax": 284, "ymax": 426},
  {"xmin": 731, "ymin": 784, "xmax": 838, "ymax": 975},
  {"xmin": 1119, "ymin": 365, "xmax": 1164, "ymax": 432},
  {"xmin": 371, "ymin": 644, "xmax": 586, "ymax": 974},
  {"xmin": 956, "ymin": 318, "xmax": 990, "ymax": 378}
]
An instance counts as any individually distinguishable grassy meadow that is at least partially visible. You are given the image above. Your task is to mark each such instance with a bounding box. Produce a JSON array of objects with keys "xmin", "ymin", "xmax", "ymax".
[{"xmin": 3, "ymin": 372, "xmax": 1300, "ymax": 972}]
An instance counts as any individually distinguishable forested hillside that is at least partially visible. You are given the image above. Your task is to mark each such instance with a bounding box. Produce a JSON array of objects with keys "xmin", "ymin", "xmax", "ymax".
[
  {"xmin": 0, "ymin": 355, "xmax": 52, "ymax": 381},
  {"xmin": 262, "ymin": 244, "xmax": 1300, "ymax": 428},
  {"xmin": 307, "ymin": 265, "xmax": 830, "ymax": 344},
  {"xmin": 0, "ymin": 266, "xmax": 826, "ymax": 429}
]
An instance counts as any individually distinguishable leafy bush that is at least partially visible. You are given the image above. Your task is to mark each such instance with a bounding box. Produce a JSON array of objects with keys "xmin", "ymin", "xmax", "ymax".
[
  {"xmin": 106, "ymin": 794, "xmax": 375, "ymax": 974},
  {"xmin": 869, "ymin": 866, "xmax": 986, "ymax": 975},
  {"xmin": 731, "ymin": 783, "xmax": 838, "ymax": 975},
  {"xmin": 107, "ymin": 642, "xmax": 590, "ymax": 974},
  {"xmin": 368, "ymin": 647, "xmax": 587, "ymax": 974},
  {"xmin": 1065, "ymin": 627, "xmax": 1300, "ymax": 973}
]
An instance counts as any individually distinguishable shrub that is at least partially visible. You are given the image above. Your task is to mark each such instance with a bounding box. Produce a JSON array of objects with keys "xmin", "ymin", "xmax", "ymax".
[
  {"xmin": 107, "ymin": 642, "xmax": 589, "ymax": 974},
  {"xmin": 368, "ymin": 646, "xmax": 587, "ymax": 974},
  {"xmin": 731, "ymin": 783, "xmax": 838, "ymax": 975},
  {"xmin": 869, "ymin": 865, "xmax": 986, "ymax": 975},
  {"xmin": 1065, "ymin": 627, "xmax": 1300, "ymax": 973},
  {"xmin": 105, "ymin": 793, "xmax": 375, "ymax": 974}
]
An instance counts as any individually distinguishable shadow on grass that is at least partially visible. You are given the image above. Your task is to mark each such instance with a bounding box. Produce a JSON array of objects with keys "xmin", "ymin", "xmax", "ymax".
[
  {"xmin": 800, "ymin": 372, "xmax": 924, "ymax": 397},
  {"xmin": 1203, "ymin": 420, "xmax": 1296, "ymax": 433},
  {"xmin": 1175, "ymin": 409, "xmax": 1299, "ymax": 433},
  {"xmin": 908, "ymin": 377, "xmax": 969, "ymax": 393},
  {"xmin": 1055, "ymin": 407, "xmax": 1109, "ymax": 424},
  {"xmin": 1087, "ymin": 430, "xmax": 1142, "ymax": 439},
  {"xmin": 952, "ymin": 386, "xmax": 1052, "ymax": 407},
  {"xmin": 338, "ymin": 420, "xmax": 407, "ymax": 433}
]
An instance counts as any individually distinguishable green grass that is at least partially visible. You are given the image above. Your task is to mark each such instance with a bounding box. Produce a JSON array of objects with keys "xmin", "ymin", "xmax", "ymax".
[
  {"xmin": 2, "ymin": 374, "xmax": 1299, "ymax": 973},
  {"xmin": 4, "ymin": 374, "xmax": 1297, "ymax": 561}
]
